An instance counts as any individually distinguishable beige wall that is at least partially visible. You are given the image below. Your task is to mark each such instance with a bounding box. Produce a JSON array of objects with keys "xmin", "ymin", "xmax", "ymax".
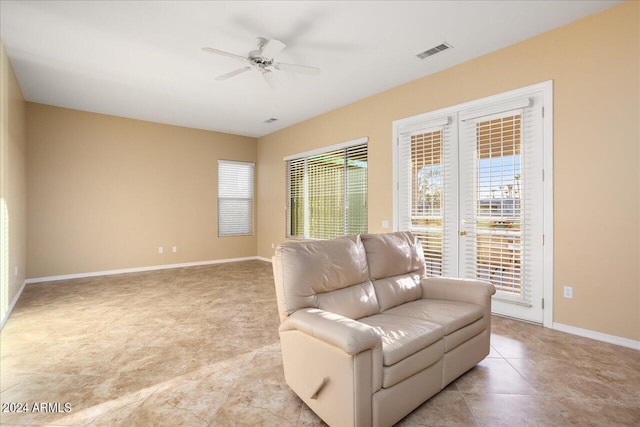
[
  {"xmin": 27, "ymin": 104, "xmax": 257, "ymax": 278},
  {"xmin": 0, "ymin": 40, "xmax": 27, "ymax": 321},
  {"xmin": 257, "ymin": 2, "xmax": 640, "ymax": 341}
]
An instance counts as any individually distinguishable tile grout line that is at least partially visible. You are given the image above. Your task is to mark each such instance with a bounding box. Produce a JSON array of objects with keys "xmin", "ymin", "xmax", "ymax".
[
  {"xmin": 502, "ymin": 356, "xmax": 540, "ymax": 396},
  {"xmin": 458, "ymin": 389, "xmax": 484, "ymax": 427},
  {"xmin": 295, "ymin": 401, "xmax": 305, "ymax": 426}
]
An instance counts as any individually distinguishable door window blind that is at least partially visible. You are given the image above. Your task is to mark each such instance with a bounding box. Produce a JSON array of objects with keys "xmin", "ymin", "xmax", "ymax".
[
  {"xmin": 286, "ymin": 141, "xmax": 368, "ymax": 239},
  {"xmin": 218, "ymin": 160, "xmax": 254, "ymax": 236},
  {"xmin": 473, "ymin": 113, "xmax": 523, "ymax": 293},
  {"xmin": 397, "ymin": 117, "xmax": 456, "ymax": 277}
]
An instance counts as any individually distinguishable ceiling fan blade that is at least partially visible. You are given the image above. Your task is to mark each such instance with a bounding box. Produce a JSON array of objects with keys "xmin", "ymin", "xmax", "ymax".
[
  {"xmin": 260, "ymin": 39, "xmax": 286, "ymax": 60},
  {"xmin": 263, "ymin": 70, "xmax": 279, "ymax": 89},
  {"xmin": 275, "ymin": 62, "xmax": 321, "ymax": 75},
  {"xmin": 215, "ymin": 67, "xmax": 252, "ymax": 81},
  {"xmin": 202, "ymin": 47, "xmax": 250, "ymax": 63}
]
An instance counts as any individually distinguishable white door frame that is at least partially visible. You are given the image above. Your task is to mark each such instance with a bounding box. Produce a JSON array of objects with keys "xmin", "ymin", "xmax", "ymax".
[{"xmin": 392, "ymin": 80, "xmax": 554, "ymax": 327}]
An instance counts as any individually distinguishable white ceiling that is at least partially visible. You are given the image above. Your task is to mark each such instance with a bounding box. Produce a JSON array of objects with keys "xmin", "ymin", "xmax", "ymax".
[{"xmin": 0, "ymin": 1, "xmax": 620, "ymax": 138}]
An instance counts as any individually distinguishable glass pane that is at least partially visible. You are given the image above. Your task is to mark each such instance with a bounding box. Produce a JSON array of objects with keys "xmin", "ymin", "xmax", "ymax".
[
  {"xmin": 287, "ymin": 144, "xmax": 368, "ymax": 239},
  {"xmin": 218, "ymin": 199, "xmax": 253, "ymax": 236},
  {"xmin": 218, "ymin": 162, "xmax": 253, "ymax": 198},
  {"xmin": 307, "ymin": 150, "xmax": 345, "ymax": 239},
  {"xmin": 288, "ymin": 159, "xmax": 305, "ymax": 237},
  {"xmin": 475, "ymin": 114, "xmax": 522, "ymax": 294},
  {"xmin": 346, "ymin": 145, "xmax": 368, "ymax": 235},
  {"xmin": 411, "ymin": 130, "xmax": 443, "ymax": 277}
]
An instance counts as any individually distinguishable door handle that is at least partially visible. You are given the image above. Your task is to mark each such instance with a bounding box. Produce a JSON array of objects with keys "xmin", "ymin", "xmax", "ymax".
[{"xmin": 459, "ymin": 231, "xmax": 467, "ymax": 236}]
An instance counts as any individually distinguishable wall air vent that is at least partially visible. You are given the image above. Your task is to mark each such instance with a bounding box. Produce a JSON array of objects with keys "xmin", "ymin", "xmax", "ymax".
[
  {"xmin": 263, "ymin": 118, "xmax": 278, "ymax": 123},
  {"xmin": 416, "ymin": 42, "xmax": 452, "ymax": 59}
]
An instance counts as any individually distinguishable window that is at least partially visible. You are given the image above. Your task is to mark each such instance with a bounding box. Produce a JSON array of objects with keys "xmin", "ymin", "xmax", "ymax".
[
  {"xmin": 473, "ymin": 113, "xmax": 523, "ymax": 294},
  {"xmin": 397, "ymin": 117, "xmax": 454, "ymax": 278},
  {"xmin": 411, "ymin": 129, "xmax": 445, "ymax": 276},
  {"xmin": 286, "ymin": 138, "xmax": 368, "ymax": 239},
  {"xmin": 218, "ymin": 160, "xmax": 254, "ymax": 236}
]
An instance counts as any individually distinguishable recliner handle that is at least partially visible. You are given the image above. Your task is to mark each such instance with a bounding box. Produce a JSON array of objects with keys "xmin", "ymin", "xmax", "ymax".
[{"xmin": 309, "ymin": 377, "xmax": 329, "ymax": 399}]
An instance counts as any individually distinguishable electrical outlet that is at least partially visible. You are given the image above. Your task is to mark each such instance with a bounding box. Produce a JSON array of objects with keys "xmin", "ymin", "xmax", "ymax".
[
  {"xmin": 158, "ymin": 246, "xmax": 164, "ymax": 254},
  {"xmin": 172, "ymin": 246, "xmax": 177, "ymax": 253},
  {"xmin": 14, "ymin": 266, "xmax": 18, "ymax": 277},
  {"xmin": 382, "ymin": 220, "xmax": 390, "ymax": 229},
  {"xmin": 271, "ymin": 243, "xmax": 275, "ymax": 249},
  {"xmin": 563, "ymin": 286, "xmax": 573, "ymax": 299}
]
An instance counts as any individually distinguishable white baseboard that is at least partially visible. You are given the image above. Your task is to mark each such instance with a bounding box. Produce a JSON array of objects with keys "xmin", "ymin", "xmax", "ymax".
[
  {"xmin": 255, "ymin": 256, "xmax": 272, "ymax": 263},
  {"xmin": 553, "ymin": 322, "xmax": 640, "ymax": 350},
  {"xmin": 1, "ymin": 279, "xmax": 26, "ymax": 329},
  {"xmin": 25, "ymin": 256, "xmax": 263, "ymax": 284}
]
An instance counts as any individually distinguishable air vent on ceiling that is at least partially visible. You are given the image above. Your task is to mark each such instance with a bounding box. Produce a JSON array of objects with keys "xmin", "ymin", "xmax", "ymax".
[
  {"xmin": 263, "ymin": 118, "xmax": 278, "ymax": 123},
  {"xmin": 416, "ymin": 42, "xmax": 452, "ymax": 59}
]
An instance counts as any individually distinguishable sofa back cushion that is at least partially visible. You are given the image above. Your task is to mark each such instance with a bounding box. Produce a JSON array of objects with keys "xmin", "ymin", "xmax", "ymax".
[
  {"xmin": 361, "ymin": 232, "xmax": 426, "ymax": 311},
  {"xmin": 273, "ymin": 235, "xmax": 380, "ymax": 321}
]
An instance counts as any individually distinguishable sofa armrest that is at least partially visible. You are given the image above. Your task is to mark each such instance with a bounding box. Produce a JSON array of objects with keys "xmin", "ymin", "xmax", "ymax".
[
  {"xmin": 279, "ymin": 308, "xmax": 381, "ymax": 355},
  {"xmin": 420, "ymin": 277, "xmax": 496, "ymax": 306}
]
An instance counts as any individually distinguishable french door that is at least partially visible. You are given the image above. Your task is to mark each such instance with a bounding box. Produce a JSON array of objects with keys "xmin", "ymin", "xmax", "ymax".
[{"xmin": 395, "ymin": 84, "xmax": 550, "ymax": 324}]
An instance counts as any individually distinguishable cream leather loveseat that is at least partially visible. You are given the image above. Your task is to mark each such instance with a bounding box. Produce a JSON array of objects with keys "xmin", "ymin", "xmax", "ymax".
[{"xmin": 272, "ymin": 232, "xmax": 496, "ymax": 427}]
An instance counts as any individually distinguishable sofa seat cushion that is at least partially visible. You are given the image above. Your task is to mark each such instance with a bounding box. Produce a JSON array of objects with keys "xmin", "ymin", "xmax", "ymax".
[
  {"xmin": 384, "ymin": 299, "xmax": 484, "ymax": 335},
  {"xmin": 358, "ymin": 314, "xmax": 443, "ymax": 366},
  {"xmin": 382, "ymin": 339, "xmax": 444, "ymax": 388},
  {"xmin": 442, "ymin": 317, "xmax": 486, "ymax": 352}
]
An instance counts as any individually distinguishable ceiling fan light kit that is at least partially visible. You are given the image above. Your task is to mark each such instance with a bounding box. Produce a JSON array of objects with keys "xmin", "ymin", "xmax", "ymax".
[{"xmin": 202, "ymin": 37, "xmax": 320, "ymax": 88}]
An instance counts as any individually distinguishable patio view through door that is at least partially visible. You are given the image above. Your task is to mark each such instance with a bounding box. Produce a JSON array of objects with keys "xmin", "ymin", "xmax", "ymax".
[{"xmin": 395, "ymin": 84, "xmax": 551, "ymax": 324}]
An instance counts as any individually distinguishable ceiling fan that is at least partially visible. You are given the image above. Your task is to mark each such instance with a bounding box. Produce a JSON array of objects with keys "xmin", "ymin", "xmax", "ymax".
[{"xmin": 202, "ymin": 37, "xmax": 320, "ymax": 88}]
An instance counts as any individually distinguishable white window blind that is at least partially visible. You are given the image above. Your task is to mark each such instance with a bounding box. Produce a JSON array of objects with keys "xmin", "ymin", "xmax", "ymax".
[
  {"xmin": 286, "ymin": 140, "xmax": 368, "ymax": 239},
  {"xmin": 397, "ymin": 117, "xmax": 457, "ymax": 277},
  {"xmin": 218, "ymin": 160, "xmax": 254, "ymax": 237},
  {"xmin": 464, "ymin": 113, "xmax": 523, "ymax": 293}
]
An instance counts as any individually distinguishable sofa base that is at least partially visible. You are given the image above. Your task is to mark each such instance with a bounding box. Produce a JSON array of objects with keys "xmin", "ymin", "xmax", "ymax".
[
  {"xmin": 442, "ymin": 329, "xmax": 490, "ymax": 387},
  {"xmin": 372, "ymin": 328, "xmax": 490, "ymax": 426},
  {"xmin": 372, "ymin": 359, "xmax": 442, "ymax": 427},
  {"xmin": 281, "ymin": 327, "xmax": 491, "ymax": 427}
]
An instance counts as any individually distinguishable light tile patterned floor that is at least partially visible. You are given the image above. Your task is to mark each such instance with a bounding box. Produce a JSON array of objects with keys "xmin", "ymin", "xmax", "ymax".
[{"xmin": 1, "ymin": 260, "xmax": 638, "ymax": 426}]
